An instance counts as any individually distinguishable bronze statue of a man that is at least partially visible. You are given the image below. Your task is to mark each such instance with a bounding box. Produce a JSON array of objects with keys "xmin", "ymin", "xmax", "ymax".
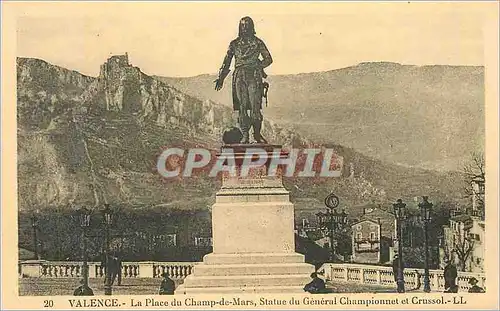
[{"xmin": 214, "ymin": 16, "xmax": 273, "ymax": 144}]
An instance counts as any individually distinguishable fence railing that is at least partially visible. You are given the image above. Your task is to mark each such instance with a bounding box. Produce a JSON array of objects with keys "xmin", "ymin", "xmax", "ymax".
[
  {"xmin": 19, "ymin": 260, "xmax": 196, "ymax": 280},
  {"xmin": 319, "ymin": 263, "xmax": 486, "ymax": 292},
  {"xmin": 20, "ymin": 260, "xmax": 487, "ymax": 293}
]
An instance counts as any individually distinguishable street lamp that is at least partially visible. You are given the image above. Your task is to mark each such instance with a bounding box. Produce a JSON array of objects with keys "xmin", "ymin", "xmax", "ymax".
[
  {"xmin": 419, "ymin": 196, "xmax": 433, "ymax": 293},
  {"xmin": 392, "ymin": 199, "xmax": 406, "ymax": 293},
  {"xmin": 316, "ymin": 210, "xmax": 335, "ymax": 259},
  {"xmin": 316, "ymin": 193, "xmax": 347, "ymax": 261},
  {"xmin": 31, "ymin": 209, "xmax": 40, "ymax": 260},
  {"xmin": 76, "ymin": 207, "xmax": 92, "ymax": 289},
  {"xmin": 102, "ymin": 204, "xmax": 113, "ymax": 296}
]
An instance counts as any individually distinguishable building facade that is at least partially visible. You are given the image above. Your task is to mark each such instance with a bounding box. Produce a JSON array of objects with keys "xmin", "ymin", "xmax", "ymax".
[
  {"xmin": 441, "ymin": 178, "xmax": 485, "ymax": 272},
  {"xmin": 442, "ymin": 213, "xmax": 485, "ymax": 272},
  {"xmin": 351, "ymin": 208, "xmax": 395, "ymax": 264}
]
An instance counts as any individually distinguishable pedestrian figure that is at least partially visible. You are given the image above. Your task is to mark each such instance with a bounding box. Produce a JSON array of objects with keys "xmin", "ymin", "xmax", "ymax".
[
  {"xmin": 101, "ymin": 253, "xmax": 120, "ymax": 285},
  {"xmin": 303, "ymin": 272, "xmax": 327, "ymax": 294},
  {"xmin": 392, "ymin": 254, "xmax": 405, "ymax": 292},
  {"xmin": 468, "ymin": 277, "xmax": 485, "ymax": 293},
  {"xmin": 73, "ymin": 279, "xmax": 94, "ymax": 296},
  {"xmin": 159, "ymin": 273, "xmax": 176, "ymax": 295},
  {"xmin": 414, "ymin": 269, "xmax": 422, "ymax": 290},
  {"xmin": 214, "ymin": 16, "xmax": 273, "ymax": 144},
  {"xmin": 392, "ymin": 254, "xmax": 400, "ymax": 282},
  {"xmin": 115, "ymin": 252, "xmax": 123, "ymax": 286},
  {"xmin": 443, "ymin": 259, "xmax": 458, "ymax": 292}
]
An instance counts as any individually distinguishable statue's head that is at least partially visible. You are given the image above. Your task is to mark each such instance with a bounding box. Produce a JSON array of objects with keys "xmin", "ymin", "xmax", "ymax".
[{"xmin": 239, "ymin": 16, "xmax": 256, "ymax": 37}]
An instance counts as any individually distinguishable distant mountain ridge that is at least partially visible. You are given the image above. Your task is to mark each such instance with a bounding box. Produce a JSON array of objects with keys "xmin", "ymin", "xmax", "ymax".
[
  {"xmin": 155, "ymin": 62, "xmax": 484, "ymax": 171},
  {"xmin": 17, "ymin": 56, "xmax": 467, "ymax": 212}
]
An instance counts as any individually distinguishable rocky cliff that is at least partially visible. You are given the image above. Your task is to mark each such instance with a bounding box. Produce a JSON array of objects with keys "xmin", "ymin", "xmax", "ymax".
[
  {"xmin": 16, "ymin": 55, "xmax": 311, "ymax": 211},
  {"xmin": 18, "ymin": 55, "xmax": 232, "ymax": 135}
]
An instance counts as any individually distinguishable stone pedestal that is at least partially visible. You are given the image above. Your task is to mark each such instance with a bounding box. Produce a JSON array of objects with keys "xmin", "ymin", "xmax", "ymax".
[{"xmin": 176, "ymin": 144, "xmax": 315, "ymax": 294}]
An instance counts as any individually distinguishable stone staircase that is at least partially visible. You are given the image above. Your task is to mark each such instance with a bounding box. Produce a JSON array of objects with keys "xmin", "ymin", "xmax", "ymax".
[{"xmin": 175, "ymin": 253, "xmax": 314, "ymax": 294}]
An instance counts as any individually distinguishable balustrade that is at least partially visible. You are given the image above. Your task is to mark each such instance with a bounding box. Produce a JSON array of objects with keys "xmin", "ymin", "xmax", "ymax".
[
  {"xmin": 153, "ymin": 262, "xmax": 194, "ymax": 279},
  {"xmin": 347, "ymin": 267, "xmax": 360, "ymax": 281},
  {"xmin": 39, "ymin": 262, "xmax": 83, "ymax": 278},
  {"xmin": 320, "ymin": 263, "xmax": 486, "ymax": 292},
  {"xmin": 363, "ymin": 268, "xmax": 378, "ymax": 284},
  {"xmin": 21, "ymin": 260, "xmax": 487, "ymax": 293},
  {"xmin": 330, "ymin": 267, "xmax": 345, "ymax": 281},
  {"xmin": 19, "ymin": 260, "xmax": 196, "ymax": 280}
]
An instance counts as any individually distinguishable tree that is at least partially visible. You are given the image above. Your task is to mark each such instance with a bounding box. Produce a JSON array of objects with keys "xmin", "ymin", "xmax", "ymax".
[
  {"xmin": 463, "ymin": 152, "xmax": 485, "ymax": 209},
  {"xmin": 452, "ymin": 231, "xmax": 475, "ymax": 272},
  {"xmin": 335, "ymin": 228, "xmax": 352, "ymax": 261}
]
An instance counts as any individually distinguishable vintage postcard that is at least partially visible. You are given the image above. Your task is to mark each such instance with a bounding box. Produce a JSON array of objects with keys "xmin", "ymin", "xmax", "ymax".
[{"xmin": 1, "ymin": 1, "xmax": 499, "ymax": 310}]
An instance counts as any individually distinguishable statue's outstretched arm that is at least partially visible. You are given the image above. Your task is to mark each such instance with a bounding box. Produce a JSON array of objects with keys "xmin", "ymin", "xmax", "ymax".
[{"xmin": 214, "ymin": 43, "xmax": 234, "ymax": 91}]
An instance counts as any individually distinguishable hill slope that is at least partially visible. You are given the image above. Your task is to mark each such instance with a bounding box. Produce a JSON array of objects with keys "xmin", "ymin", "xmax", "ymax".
[
  {"xmin": 17, "ymin": 56, "xmax": 466, "ymax": 213},
  {"xmin": 156, "ymin": 62, "xmax": 484, "ymax": 171}
]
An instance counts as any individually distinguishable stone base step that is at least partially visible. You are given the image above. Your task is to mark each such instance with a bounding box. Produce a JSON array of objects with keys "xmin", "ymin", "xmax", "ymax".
[
  {"xmin": 203, "ymin": 253, "xmax": 305, "ymax": 265},
  {"xmin": 193, "ymin": 263, "xmax": 314, "ymax": 276},
  {"xmin": 175, "ymin": 284, "xmax": 306, "ymax": 294},
  {"xmin": 182, "ymin": 274, "xmax": 311, "ymax": 288}
]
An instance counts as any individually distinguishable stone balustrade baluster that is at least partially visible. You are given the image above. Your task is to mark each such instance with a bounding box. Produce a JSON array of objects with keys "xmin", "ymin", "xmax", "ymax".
[
  {"xmin": 413, "ymin": 270, "xmax": 419, "ymax": 287},
  {"xmin": 359, "ymin": 268, "xmax": 365, "ymax": 284},
  {"xmin": 175, "ymin": 266, "xmax": 180, "ymax": 278}
]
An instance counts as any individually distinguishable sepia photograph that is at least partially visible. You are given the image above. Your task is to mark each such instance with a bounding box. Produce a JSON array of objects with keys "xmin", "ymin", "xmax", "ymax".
[{"xmin": 1, "ymin": 1, "xmax": 499, "ymax": 310}]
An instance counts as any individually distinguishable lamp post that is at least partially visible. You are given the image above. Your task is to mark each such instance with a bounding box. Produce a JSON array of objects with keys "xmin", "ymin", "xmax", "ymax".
[
  {"xmin": 316, "ymin": 193, "xmax": 347, "ymax": 261},
  {"xmin": 103, "ymin": 204, "xmax": 113, "ymax": 296},
  {"xmin": 392, "ymin": 199, "xmax": 406, "ymax": 293},
  {"xmin": 31, "ymin": 210, "xmax": 40, "ymax": 260},
  {"xmin": 77, "ymin": 207, "xmax": 91, "ymax": 288},
  {"xmin": 419, "ymin": 196, "xmax": 433, "ymax": 293}
]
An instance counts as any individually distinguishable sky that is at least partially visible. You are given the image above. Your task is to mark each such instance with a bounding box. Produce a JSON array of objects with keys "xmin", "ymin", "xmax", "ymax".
[{"xmin": 13, "ymin": 1, "xmax": 492, "ymax": 77}]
